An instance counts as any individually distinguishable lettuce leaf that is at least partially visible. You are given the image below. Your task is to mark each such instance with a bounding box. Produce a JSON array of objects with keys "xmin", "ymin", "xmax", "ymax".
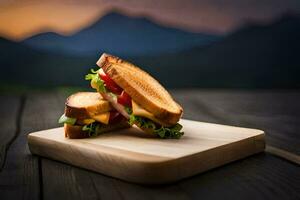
[
  {"xmin": 82, "ymin": 122, "xmax": 101, "ymax": 137},
  {"xmin": 125, "ymin": 106, "xmax": 133, "ymax": 115},
  {"xmin": 58, "ymin": 114, "xmax": 76, "ymax": 125},
  {"xmin": 129, "ymin": 115, "xmax": 156, "ymax": 129},
  {"xmin": 154, "ymin": 123, "xmax": 183, "ymax": 139},
  {"xmin": 58, "ymin": 113, "xmax": 103, "ymax": 137},
  {"xmin": 85, "ymin": 68, "xmax": 106, "ymax": 93},
  {"xmin": 82, "ymin": 122, "xmax": 111, "ymax": 137},
  {"xmin": 126, "ymin": 108, "xmax": 184, "ymax": 139}
]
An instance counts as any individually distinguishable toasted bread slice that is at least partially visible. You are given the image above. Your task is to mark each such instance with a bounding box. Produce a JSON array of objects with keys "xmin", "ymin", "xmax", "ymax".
[
  {"xmin": 64, "ymin": 124, "xmax": 89, "ymax": 138},
  {"xmin": 65, "ymin": 92, "xmax": 112, "ymax": 120},
  {"xmin": 97, "ymin": 53, "xmax": 183, "ymax": 125},
  {"xmin": 64, "ymin": 120, "xmax": 130, "ymax": 139}
]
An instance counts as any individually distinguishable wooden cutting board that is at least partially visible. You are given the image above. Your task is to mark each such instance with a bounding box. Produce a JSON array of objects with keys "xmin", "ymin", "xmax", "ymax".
[{"xmin": 27, "ymin": 119, "xmax": 265, "ymax": 184}]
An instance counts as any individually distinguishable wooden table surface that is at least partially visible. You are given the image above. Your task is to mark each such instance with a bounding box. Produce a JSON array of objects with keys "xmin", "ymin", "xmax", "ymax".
[{"xmin": 0, "ymin": 89, "xmax": 299, "ymax": 200}]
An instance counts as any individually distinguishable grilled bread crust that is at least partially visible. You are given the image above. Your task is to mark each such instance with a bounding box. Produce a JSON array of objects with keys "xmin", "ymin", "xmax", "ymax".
[
  {"xmin": 97, "ymin": 53, "xmax": 183, "ymax": 125},
  {"xmin": 64, "ymin": 124, "xmax": 89, "ymax": 138},
  {"xmin": 65, "ymin": 92, "xmax": 112, "ymax": 120}
]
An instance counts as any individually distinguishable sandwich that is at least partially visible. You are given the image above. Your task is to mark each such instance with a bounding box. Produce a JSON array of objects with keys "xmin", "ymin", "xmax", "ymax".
[
  {"xmin": 58, "ymin": 92, "xmax": 130, "ymax": 139},
  {"xmin": 85, "ymin": 53, "xmax": 184, "ymax": 139}
]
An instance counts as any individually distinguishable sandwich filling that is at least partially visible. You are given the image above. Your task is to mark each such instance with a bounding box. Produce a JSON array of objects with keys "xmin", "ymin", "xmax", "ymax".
[
  {"xmin": 59, "ymin": 110, "xmax": 125, "ymax": 137},
  {"xmin": 86, "ymin": 68, "xmax": 184, "ymax": 139}
]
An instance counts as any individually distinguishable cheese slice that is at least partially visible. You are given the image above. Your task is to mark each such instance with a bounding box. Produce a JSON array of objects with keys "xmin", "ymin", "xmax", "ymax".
[
  {"xmin": 82, "ymin": 119, "xmax": 96, "ymax": 124},
  {"xmin": 90, "ymin": 112, "xmax": 110, "ymax": 125},
  {"xmin": 132, "ymin": 100, "xmax": 168, "ymax": 126},
  {"xmin": 80, "ymin": 112, "xmax": 110, "ymax": 125}
]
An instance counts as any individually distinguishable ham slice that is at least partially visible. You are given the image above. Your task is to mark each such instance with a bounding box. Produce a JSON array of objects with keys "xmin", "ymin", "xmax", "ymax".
[{"xmin": 100, "ymin": 92, "xmax": 130, "ymax": 119}]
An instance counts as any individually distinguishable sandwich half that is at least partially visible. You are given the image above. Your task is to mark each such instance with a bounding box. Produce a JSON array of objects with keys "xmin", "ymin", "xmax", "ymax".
[
  {"xmin": 59, "ymin": 92, "xmax": 130, "ymax": 139},
  {"xmin": 86, "ymin": 53, "xmax": 184, "ymax": 139}
]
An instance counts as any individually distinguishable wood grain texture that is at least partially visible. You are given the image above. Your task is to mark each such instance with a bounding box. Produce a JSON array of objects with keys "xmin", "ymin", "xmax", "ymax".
[
  {"xmin": 28, "ymin": 119, "xmax": 265, "ymax": 184},
  {"xmin": 0, "ymin": 94, "xmax": 38, "ymax": 199},
  {"xmin": 0, "ymin": 92, "xmax": 65, "ymax": 200},
  {"xmin": 0, "ymin": 95, "xmax": 21, "ymax": 170},
  {"xmin": 172, "ymin": 89, "xmax": 300, "ymax": 155},
  {"xmin": 178, "ymin": 153, "xmax": 300, "ymax": 200},
  {"xmin": 1, "ymin": 89, "xmax": 300, "ymax": 200},
  {"xmin": 265, "ymin": 145, "xmax": 300, "ymax": 165},
  {"xmin": 40, "ymin": 153, "xmax": 300, "ymax": 200}
]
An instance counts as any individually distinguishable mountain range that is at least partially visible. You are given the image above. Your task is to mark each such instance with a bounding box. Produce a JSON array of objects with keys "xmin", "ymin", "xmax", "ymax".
[
  {"xmin": 134, "ymin": 14, "xmax": 300, "ymax": 88},
  {"xmin": 0, "ymin": 12, "xmax": 299, "ymax": 88},
  {"xmin": 22, "ymin": 12, "xmax": 220, "ymax": 57}
]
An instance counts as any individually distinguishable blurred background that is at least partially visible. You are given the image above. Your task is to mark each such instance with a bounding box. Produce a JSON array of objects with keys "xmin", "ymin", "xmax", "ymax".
[{"xmin": 0, "ymin": 0, "xmax": 300, "ymax": 89}]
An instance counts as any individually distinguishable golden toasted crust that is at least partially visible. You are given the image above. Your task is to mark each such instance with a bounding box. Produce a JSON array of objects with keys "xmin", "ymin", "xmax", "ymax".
[
  {"xmin": 65, "ymin": 92, "xmax": 112, "ymax": 120},
  {"xmin": 64, "ymin": 121, "xmax": 130, "ymax": 139},
  {"xmin": 97, "ymin": 53, "xmax": 183, "ymax": 125}
]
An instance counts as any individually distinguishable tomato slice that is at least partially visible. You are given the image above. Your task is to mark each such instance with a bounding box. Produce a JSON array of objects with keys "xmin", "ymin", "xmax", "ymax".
[
  {"xmin": 99, "ymin": 73, "xmax": 123, "ymax": 95},
  {"xmin": 117, "ymin": 91, "xmax": 132, "ymax": 107},
  {"xmin": 109, "ymin": 111, "xmax": 124, "ymax": 124}
]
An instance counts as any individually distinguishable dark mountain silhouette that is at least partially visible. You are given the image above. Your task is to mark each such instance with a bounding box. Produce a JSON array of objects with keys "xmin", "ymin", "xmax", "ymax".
[
  {"xmin": 129, "ymin": 14, "xmax": 300, "ymax": 88},
  {"xmin": 22, "ymin": 12, "xmax": 219, "ymax": 57},
  {"xmin": 1, "ymin": 14, "xmax": 300, "ymax": 88},
  {"xmin": 0, "ymin": 37, "xmax": 95, "ymax": 87}
]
